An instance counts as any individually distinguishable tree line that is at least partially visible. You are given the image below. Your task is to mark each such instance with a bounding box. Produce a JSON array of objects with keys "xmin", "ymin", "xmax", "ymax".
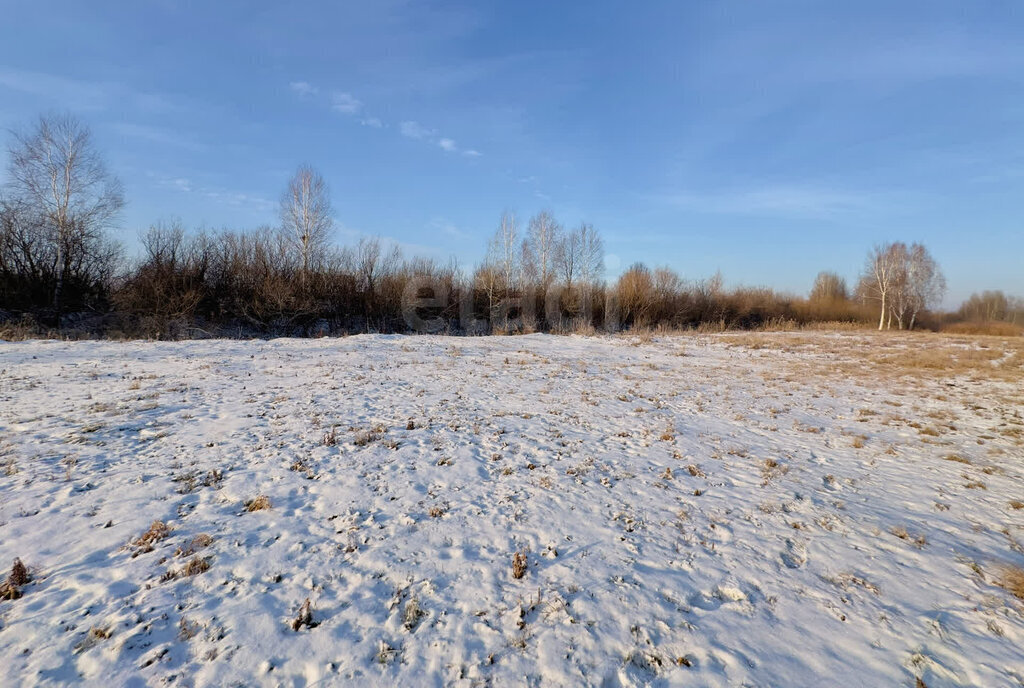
[{"xmin": 1, "ymin": 113, "xmax": 1018, "ymax": 338}]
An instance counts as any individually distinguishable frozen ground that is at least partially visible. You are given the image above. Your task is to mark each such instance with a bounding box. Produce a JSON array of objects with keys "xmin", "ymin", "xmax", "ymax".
[{"xmin": 1, "ymin": 332, "xmax": 1022, "ymax": 687}]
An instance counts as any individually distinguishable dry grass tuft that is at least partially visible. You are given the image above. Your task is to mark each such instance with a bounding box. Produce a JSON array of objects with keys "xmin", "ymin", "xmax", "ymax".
[
  {"xmin": 428, "ymin": 506, "xmax": 446, "ymax": 518},
  {"xmin": 132, "ymin": 521, "xmax": 171, "ymax": 556},
  {"xmin": 322, "ymin": 427, "xmax": 338, "ymax": 446},
  {"xmin": 512, "ymin": 551, "xmax": 528, "ymax": 579},
  {"xmin": 944, "ymin": 453, "xmax": 971, "ymax": 464},
  {"xmin": 1, "ymin": 558, "xmax": 30, "ymax": 601},
  {"xmin": 1009, "ymin": 500, "xmax": 1024, "ymax": 510},
  {"xmin": 996, "ymin": 564, "xmax": 1024, "ymax": 600},
  {"xmin": 244, "ymin": 495, "xmax": 272, "ymax": 512},
  {"xmin": 890, "ymin": 526, "xmax": 927, "ymax": 548},
  {"xmin": 354, "ymin": 425, "xmax": 386, "ymax": 446},
  {"xmin": 403, "ymin": 597, "xmax": 425, "ymax": 631},
  {"xmin": 164, "ymin": 556, "xmax": 211, "ymax": 581}
]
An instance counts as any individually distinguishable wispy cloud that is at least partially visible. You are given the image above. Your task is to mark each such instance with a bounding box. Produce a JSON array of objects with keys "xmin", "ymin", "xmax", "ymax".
[
  {"xmin": 288, "ymin": 83, "xmax": 480, "ymax": 157},
  {"xmin": 150, "ymin": 172, "xmax": 275, "ymax": 215},
  {"xmin": 331, "ymin": 91, "xmax": 362, "ymax": 114},
  {"xmin": 289, "ymin": 81, "xmax": 318, "ymax": 97},
  {"xmin": 399, "ymin": 120, "xmax": 434, "ymax": 140}
]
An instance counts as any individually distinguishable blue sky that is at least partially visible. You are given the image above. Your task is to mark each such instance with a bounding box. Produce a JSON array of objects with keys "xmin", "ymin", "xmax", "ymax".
[{"xmin": 1, "ymin": 1, "xmax": 1022, "ymax": 304}]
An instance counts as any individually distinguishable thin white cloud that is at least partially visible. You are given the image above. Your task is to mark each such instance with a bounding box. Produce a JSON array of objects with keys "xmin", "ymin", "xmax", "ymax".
[
  {"xmin": 284, "ymin": 82, "xmax": 478, "ymax": 158},
  {"xmin": 331, "ymin": 91, "xmax": 362, "ymax": 114},
  {"xmin": 151, "ymin": 173, "xmax": 274, "ymax": 215},
  {"xmin": 289, "ymin": 81, "xmax": 318, "ymax": 97},
  {"xmin": 400, "ymin": 120, "xmax": 434, "ymax": 139}
]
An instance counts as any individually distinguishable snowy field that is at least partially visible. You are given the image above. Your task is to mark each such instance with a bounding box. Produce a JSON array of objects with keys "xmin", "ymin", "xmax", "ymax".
[{"xmin": 1, "ymin": 332, "xmax": 1023, "ymax": 687}]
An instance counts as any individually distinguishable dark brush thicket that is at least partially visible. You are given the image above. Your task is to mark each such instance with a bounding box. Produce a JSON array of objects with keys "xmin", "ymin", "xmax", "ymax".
[{"xmin": 1, "ymin": 114, "xmax": 1019, "ymax": 339}]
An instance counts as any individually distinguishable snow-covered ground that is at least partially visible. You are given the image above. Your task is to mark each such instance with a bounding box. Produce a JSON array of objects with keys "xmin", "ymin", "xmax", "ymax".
[{"xmin": 1, "ymin": 332, "xmax": 1022, "ymax": 687}]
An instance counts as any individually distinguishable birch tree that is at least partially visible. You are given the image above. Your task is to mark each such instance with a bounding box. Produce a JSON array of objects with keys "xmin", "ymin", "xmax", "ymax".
[
  {"xmin": 280, "ymin": 164, "xmax": 332, "ymax": 285},
  {"xmin": 863, "ymin": 242, "xmax": 905, "ymax": 330},
  {"xmin": 905, "ymin": 243, "xmax": 945, "ymax": 330},
  {"xmin": 487, "ymin": 210, "xmax": 520, "ymax": 295},
  {"xmin": 523, "ymin": 210, "xmax": 562, "ymax": 289},
  {"xmin": 5, "ymin": 113, "xmax": 124, "ymax": 323}
]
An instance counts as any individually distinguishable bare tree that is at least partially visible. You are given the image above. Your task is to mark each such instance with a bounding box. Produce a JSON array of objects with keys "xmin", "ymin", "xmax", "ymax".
[
  {"xmin": 5, "ymin": 113, "xmax": 124, "ymax": 322},
  {"xmin": 523, "ymin": 210, "xmax": 562, "ymax": 289},
  {"xmin": 905, "ymin": 243, "xmax": 945, "ymax": 330},
  {"xmin": 959, "ymin": 290, "xmax": 1011, "ymax": 322},
  {"xmin": 809, "ymin": 271, "xmax": 848, "ymax": 302},
  {"xmin": 280, "ymin": 164, "xmax": 332, "ymax": 285},
  {"xmin": 487, "ymin": 210, "xmax": 520, "ymax": 295},
  {"xmin": 862, "ymin": 243, "xmax": 905, "ymax": 330},
  {"xmin": 558, "ymin": 224, "xmax": 581, "ymax": 289},
  {"xmin": 578, "ymin": 223, "xmax": 604, "ymax": 286}
]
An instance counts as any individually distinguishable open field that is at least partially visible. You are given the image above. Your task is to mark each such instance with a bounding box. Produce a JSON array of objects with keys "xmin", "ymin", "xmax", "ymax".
[{"xmin": 1, "ymin": 332, "xmax": 1023, "ymax": 687}]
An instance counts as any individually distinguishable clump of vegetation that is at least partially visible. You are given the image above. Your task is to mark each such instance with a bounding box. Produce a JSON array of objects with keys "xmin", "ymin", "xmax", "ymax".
[
  {"xmin": 403, "ymin": 597, "xmax": 425, "ymax": 631},
  {"xmin": 996, "ymin": 565, "xmax": 1024, "ymax": 600},
  {"xmin": 890, "ymin": 526, "xmax": 927, "ymax": 548},
  {"xmin": 0, "ymin": 558, "xmax": 30, "ymax": 601},
  {"xmin": 512, "ymin": 551, "xmax": 528, "ymax": 579},
  {"xmin": 163, "ymin": 556, "xmax": 210, "ymax": 582},
  {"xmin": 131, "ymin": 520, "xmax": 171, "ymax": 556},
  {"xmin": 244, "ymin": 495, "xmax": 272, "ymax": 512},
  {"xmin": 354, "ymin": 425, "xmax": 386, "ymax": 446}
]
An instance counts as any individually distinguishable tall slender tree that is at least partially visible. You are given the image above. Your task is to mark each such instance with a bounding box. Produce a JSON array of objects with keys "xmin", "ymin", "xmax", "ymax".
[
  {"xmin": 280, "ymin": 164, "xmax": 332, "ymax": 286},
  {"xmin": 6, "ymin": 113, "xmax": 123, "ymax": 323}
]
